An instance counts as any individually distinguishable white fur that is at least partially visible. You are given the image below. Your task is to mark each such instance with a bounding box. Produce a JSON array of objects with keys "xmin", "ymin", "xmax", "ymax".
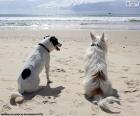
[
  {"xmin": 10, "ymin": 36, "xmax": 58, "ymax": 104},
  {"xmin": 83, "ymin": 32, "xmax": 120, "ymax": 113}
]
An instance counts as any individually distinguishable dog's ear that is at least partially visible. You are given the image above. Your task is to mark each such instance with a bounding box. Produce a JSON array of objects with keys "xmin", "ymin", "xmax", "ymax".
[
  {"xmin": 101, "ymin": 32, "xmax": 104, "ymax": 41},
  {"xmin": 44, "ymin": 35, "xmax": 50, "ymax": 39},
  {"xmin": 90, "ymin": 32, "xmax": 96, "ymax": 41},
  {"xmin": 50, "ymin": 36, "xmax": 56, "ymax": 42}
]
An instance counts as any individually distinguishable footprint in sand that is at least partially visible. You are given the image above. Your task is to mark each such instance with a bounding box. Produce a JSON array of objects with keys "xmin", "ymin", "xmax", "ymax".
[
  {"xmin": 24, "ymin": 107, "xmax": 32, "ymax": 111},
  {"xmin": 55, "ymin": 59, "xmax": 70, "ymax": 65},
  {"xmin": 123, "ymin": 68, "xmax": 129, "ymax": 71},
  {"xmin": 20, "ymin": 103, "xmax": 33, "ymax": 111},
  {"xmin": 48, "ymin": 110, "xmax": 55, "ymax": 115},
  {"xmin": 47, "ymin": 96, "xmax": 56, "ymax": 104},
  {"xmin": 80, "ymin": 76, "xmax": 84, "ymax": 78},
  {"xmin": 120, "ymin": 76, "xmax": 128, "ymax": 79},
  {"xmin": 51, "ymin": 68, "xmax": 66, "ymax": 73},
  {"xmin": 0, "ymin": 100, "xmax": 11, "ymax": 113},
  {"xmin": 124, "ymin": 80, "xmax": 140, "ymax": 93},
  {"xmin": 125, "ymin": 80, "xmax": 140, "ymax": 88},
  {"xmin": 42, "ymin": 100, "xmax": 48, "ymax": 104},
  {"xmin": 124, "ymin": 89, "xmax": 139, "ymax": 93},
  {"xmin": 33, "ymin": 95, "xmax": 56, "ymax": 105},
  {"xmin": 33, "ymin": 95, "xmax": 45, "ymax": 104},
  {"xmin": 78, "ymin": 69, "xmax": 84, "ymax": 73},
  {"xmin": 122, "ymin": 66, "xmax": 130, "ymax": 72}
]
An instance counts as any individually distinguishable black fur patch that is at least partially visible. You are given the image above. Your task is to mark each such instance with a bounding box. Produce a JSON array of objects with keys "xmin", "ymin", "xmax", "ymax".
[
  {"xmin": 21, "ymin": 68, "xmax": 31, "ymax": 80},
  {"xmin": 50, "ymin": 36, "xmax": 59, "ymax": 46}
]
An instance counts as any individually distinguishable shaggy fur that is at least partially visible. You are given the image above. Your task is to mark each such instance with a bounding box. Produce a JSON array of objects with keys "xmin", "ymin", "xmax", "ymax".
[{"xmin": 83, "ymin": 32, "xmax": 120, "ymax": 113}]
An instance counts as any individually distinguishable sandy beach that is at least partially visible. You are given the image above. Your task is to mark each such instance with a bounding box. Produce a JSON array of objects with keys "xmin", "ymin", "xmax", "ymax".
[{"xmin": 0, "ymin": 29, "xmax": 140, "ymax": 116}]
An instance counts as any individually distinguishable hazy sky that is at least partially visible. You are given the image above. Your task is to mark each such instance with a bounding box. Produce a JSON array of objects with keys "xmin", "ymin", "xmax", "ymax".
[{"xmin": 0, "ymin": 0, "xmax": 139, "ymax": 15}]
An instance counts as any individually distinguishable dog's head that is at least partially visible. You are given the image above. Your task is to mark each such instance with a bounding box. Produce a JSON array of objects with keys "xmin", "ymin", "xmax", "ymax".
[
  {"xmin": 49, "ymin": 36, "xmax": 62, "ymax": 51},
  {"xmin": 42, "ymin": 35, "xmax": 62, "ymax": 52},
  {"xmin": 90, "ymin": 32, "xmax": 107, "ymax": 52}
]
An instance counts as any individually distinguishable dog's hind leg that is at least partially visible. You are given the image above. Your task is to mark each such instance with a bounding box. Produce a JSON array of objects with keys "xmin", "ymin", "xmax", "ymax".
[
  {"xmin": 30, "ymin": 78, "xmax": 43, "ymax": 92},
  {"xmin": 101, "ymin": 81, "xmax": 113, "ymax": 97}
]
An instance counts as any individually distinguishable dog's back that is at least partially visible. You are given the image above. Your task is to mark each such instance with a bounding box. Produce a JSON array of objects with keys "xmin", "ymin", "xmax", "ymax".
[
  {"xmin": 85, "ymin": 47, "xmax": 107, "ymax": 78},
  {"xmin": 83, "ymin": 33, "xmax": 120, "ymax": 113},
  {"xmin": 17, "ymin": 45, "xmax": 50, "ymax": 93}
]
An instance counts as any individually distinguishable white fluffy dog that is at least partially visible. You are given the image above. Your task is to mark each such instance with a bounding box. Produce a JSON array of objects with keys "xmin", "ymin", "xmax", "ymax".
[
  {"xmin": 83, "ymin": 32, "xmax": 120, "ymax": 113},
  {"xmin": 10, "ymin": 36, "xmax": 62, "ymax": 104}
]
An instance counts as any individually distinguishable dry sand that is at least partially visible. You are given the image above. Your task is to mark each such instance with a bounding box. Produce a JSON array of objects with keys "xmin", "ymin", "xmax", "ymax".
[{"xmin": 0, "ymin": 29, "xmax": 140, "ymax": 116}]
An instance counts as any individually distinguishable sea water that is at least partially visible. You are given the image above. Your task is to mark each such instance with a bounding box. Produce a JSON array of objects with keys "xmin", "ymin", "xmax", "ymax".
[{"xmin": 0, "ymin": 14, "xmax": 140, "ymax": 30}]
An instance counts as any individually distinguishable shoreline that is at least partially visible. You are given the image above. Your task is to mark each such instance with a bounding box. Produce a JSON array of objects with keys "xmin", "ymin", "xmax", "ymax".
[
  {"xmin": 0, "ymin": 16, "xmax": 140, "ymax": 30},
  {"xmin": 0, "ymin": 25, "xmax": 140, "ymax": 30},
  {"xmin": 0, "ymin": 28, "xmax": 140, "ymax": 32}
]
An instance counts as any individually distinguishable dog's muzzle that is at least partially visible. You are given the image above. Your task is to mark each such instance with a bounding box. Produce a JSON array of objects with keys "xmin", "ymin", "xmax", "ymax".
[{"xmin": 55, "ymin": 43, "xmax": 62, "ymax": 51}]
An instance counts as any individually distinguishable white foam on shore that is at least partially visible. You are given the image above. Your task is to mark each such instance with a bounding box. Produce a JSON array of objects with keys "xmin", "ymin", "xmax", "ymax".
[{"xmin": 0, "ymin": 16, "xmax": 140, "ymax": 30}]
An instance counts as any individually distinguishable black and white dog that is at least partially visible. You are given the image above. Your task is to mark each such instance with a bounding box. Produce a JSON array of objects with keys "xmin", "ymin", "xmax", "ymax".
[{"xmin": 10, "ymin": 36, "xmax": 62, "ymax": 104}]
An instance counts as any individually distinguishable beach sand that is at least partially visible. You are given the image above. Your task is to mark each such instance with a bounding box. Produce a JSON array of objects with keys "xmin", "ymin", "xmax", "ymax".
[{"xmin": 0, "ymin": 29, "xmax": 140, "ymax": 116}]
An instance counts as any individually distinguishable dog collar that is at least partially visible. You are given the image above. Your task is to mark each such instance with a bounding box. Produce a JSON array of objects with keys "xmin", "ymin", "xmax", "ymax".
[
  {"xmin": 38, "ymin": 43, "xmax": 50, "ymax": 53},
  {"xmin": 91, "ymin": 43, "xmax": 102, "ymax": 49}
]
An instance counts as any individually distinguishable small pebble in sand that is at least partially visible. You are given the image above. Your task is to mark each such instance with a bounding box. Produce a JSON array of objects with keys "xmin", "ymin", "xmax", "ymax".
[
  {"xmin": 48, "ymin": 96, "xmax": 51, "ymax": 99},
  {"xmin": 52, "ymin": 68, "xmax": 66, "ymax": 72},
  {"xmin": 78, "ymin": 69, "xmax": 84, "ymax": 73},
  {"xmin": 120, "ymin": 76, "xmax": 128, "ymax": 78},
  {"xmin": 123, "ymin": 69, "xmax": 128, "ymax": 71}
]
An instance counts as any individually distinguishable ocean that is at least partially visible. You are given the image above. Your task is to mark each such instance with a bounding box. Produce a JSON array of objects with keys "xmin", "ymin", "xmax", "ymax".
[{"xmin": 0, "ymin": 15, "xmax": 140, "ymax": 30}]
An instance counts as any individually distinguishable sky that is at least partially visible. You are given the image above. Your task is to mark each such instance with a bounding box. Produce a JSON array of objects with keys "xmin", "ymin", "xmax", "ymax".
[{"xmin": 0, "ymin": 0, "xmax": 139, "ymax": 15}]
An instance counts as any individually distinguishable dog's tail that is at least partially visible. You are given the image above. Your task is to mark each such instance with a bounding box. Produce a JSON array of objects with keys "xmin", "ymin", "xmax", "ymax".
[
  {"xmin": 10, "ymin": 92, "xmax": 24, "ymax": 105},
  {"xmin": 97, "ymin": 96, "xmax": 120, "ymax": 113}
]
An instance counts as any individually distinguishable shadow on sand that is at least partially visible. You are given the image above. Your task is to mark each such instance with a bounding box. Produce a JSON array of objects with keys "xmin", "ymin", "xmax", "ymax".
[
  {"xmin": 24, "ymin": 84, "xmax": 65, "ymax": 100},
  {"xmin": 10, "ymin": 84, "xmax": 65, "ymax": 105}
]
